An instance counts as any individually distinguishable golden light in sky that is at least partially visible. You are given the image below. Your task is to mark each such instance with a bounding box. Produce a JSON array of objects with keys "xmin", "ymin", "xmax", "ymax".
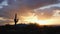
[{"xmin": 18, "ymin": 13, "xmax": 57, "ymax": 25}]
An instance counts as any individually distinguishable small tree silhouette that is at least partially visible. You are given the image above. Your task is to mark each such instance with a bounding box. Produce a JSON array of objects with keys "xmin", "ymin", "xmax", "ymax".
[{"xmin": 14, "ymin": 13, "xmax": 19, "ymax": 26}]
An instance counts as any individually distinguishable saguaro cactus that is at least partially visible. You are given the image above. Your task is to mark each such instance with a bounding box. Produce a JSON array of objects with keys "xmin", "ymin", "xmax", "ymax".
[{"xmin": 14, "ymin": 13, "xmax": 19, "ymax": 26}]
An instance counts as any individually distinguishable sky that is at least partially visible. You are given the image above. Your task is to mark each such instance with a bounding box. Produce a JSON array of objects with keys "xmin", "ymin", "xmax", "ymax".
[{"xmin": 0, "ymin": 0, "xmax": 60, "ymax": 25}]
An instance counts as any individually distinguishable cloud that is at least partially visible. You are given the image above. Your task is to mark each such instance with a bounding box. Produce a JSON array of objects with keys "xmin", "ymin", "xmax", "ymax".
[
  {"xmin": 35, "ymin": 3, "xmax": 60, "ymax": 10},
  {"xmin": 21, "ymin": 0, "xmax": 58, "ymax": 9},
  {"xmin": 0, "ymin": 0, "xmax": 8, "ymax": 9},
  {"xmin": 0, "ymin": 17, "xmax": 13, "ymax": 25},
  {"xmin": 34, "ymin": 2, "xmax": 60, "ymax": 19},
  {"xmin": 34, "ymin": 6, "xmax": 60, "ymax": 25},
  {"xmin": 34, "ymin": 6, "xmax": 60, "ymax": 19},
  {"xmin": 0, "ymin": 0, "xmax": 60, "ymax": 25},
  {"xmin": 0, "ymin": 0, "xmax": 4, "ymax": 3}
]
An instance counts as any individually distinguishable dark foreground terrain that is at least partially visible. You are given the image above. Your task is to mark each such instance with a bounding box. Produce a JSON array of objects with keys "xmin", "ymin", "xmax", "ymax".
[{"xmin": 0, "ymin": 23, "xmax": 60, "ymax": 34}]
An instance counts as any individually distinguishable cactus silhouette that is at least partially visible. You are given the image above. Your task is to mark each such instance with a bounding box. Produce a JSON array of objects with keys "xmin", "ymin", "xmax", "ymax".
[{"xmin": 14, "ymin": 13, "xmax": 19, "ymax": 26}]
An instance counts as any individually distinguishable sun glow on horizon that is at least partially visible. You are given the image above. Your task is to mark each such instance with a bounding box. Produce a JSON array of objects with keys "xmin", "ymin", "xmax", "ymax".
[{"xmin": 18, "ymin": 13, "xmax": 56, "ymax": 25}]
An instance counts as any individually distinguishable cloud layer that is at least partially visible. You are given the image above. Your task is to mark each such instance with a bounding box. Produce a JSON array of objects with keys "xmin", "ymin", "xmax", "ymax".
[{"xmin": 0, "ymin": 0, "xmax": 60, "ymax": 25}]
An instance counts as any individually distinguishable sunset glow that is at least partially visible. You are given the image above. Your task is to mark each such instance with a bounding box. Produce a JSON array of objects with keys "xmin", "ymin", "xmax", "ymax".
[{"xmin": 18, "ymin": 13, "xmax": 57, "ymax": 25}]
